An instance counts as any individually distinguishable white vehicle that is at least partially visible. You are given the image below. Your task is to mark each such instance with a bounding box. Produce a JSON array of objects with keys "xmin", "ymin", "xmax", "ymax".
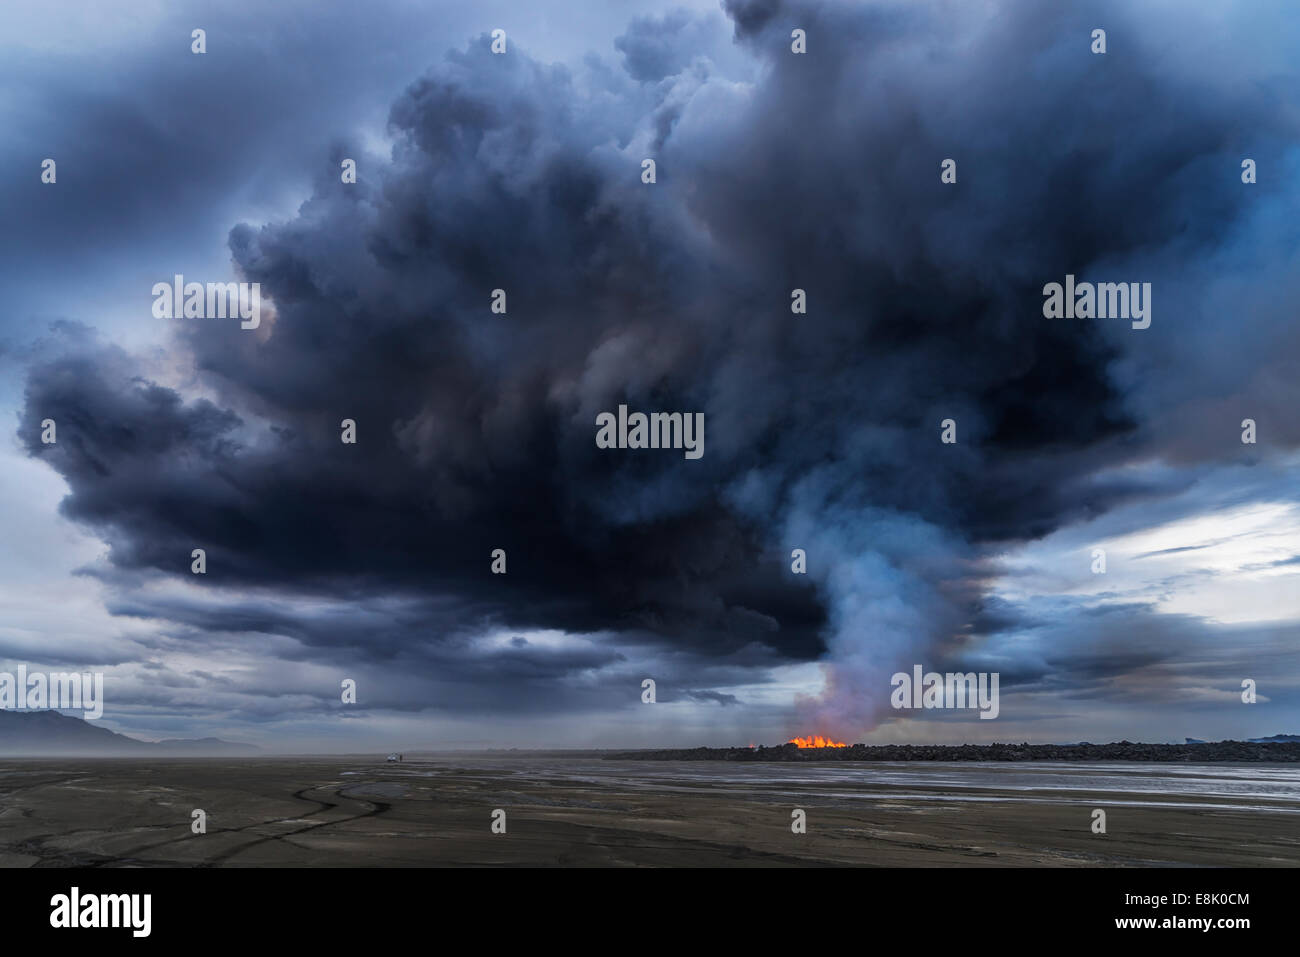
[{"xmin": 386, "ymin": 753, "xmax": 399, "ymax": 762}]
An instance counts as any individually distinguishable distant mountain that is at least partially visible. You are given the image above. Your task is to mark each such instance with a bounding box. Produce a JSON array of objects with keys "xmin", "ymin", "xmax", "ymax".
[
  {"xmin": 0, "ymin": 709, "xmax": 139, "ymax": 753},
  {"xmin": 0, "ymin": 710, "xmax": 258, "ymax": 755},
  {"xmin": 1187, "ymin": 734, "xmax": 1300, "ymax": 744}
]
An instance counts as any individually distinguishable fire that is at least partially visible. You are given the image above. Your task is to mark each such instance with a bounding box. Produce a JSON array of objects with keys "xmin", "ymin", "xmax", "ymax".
[{"xmin": 788, "ymin": 735, "xmax": 848, "ymax": 748}]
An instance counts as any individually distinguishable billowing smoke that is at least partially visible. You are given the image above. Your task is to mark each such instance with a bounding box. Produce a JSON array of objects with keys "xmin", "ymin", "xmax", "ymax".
[{"xmin": 19, "ymin": 0, "xmax": 1298, "ymax": 737}]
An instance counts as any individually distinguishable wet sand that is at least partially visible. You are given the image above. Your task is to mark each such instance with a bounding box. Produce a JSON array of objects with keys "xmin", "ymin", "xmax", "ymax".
[{"xmin": 0, "ymin": 755, "xmax": 1296, "ymax": 866}]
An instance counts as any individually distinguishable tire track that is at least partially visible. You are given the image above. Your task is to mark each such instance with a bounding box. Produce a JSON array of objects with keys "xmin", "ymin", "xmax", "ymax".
[
  {"xmin": 201, "ymin": 787, "xmax": 390, "ymax": 866},
  {"xmin": 93, "ymin": 785, "xmax": 344, "ymax": 866}
]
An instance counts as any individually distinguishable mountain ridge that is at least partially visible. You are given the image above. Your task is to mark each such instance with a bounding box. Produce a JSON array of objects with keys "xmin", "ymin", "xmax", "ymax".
[{"xmin": 0, "ymin": 709, "xmax": 259, "ymax": 755}]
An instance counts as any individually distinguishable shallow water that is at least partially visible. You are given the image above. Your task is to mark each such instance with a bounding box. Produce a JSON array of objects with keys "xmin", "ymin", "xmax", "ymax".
[{"xmin": 386, "ymin": 757, "xmax": 1300, "ymax": 814}]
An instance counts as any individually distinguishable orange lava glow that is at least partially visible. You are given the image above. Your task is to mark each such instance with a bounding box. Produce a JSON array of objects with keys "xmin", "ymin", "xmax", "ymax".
[{"xmin": 788, "ymin": 735, "xmax": 848, "ymax": 748}]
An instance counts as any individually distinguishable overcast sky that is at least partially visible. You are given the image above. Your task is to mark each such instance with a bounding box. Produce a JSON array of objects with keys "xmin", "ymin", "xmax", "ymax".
[{"xmin": 2, "ymin": 0, "xmax": 1298, "ymax": 751}]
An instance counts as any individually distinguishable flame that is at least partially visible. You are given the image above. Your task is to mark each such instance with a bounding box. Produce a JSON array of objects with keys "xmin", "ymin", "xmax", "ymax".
[{"xmin": 788, "ymin": 735, "xmax": 848, "ymax": 748}]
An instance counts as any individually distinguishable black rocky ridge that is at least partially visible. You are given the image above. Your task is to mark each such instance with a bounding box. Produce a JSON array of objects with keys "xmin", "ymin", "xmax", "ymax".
[{"xmin": 610, "ymin": 741, "xmax": 1300, "ymax": 762}]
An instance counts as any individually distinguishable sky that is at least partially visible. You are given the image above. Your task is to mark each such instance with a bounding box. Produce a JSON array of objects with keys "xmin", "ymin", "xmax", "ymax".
[{"xmin": 2, "ymin": 0, "xmax": 1298, "ymax": 752}]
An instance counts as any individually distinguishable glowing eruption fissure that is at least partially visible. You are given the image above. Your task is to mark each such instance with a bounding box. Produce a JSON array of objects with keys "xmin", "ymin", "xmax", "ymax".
[{"xmin": 789, "ymin": 735, "xmax": 848, "ymax": 749}]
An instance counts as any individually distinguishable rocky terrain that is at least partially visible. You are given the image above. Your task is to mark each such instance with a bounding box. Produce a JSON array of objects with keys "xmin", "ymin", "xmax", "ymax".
[{"xmin": 611, "ymin": 740, "xmax": 1300, "ymax": 762}]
